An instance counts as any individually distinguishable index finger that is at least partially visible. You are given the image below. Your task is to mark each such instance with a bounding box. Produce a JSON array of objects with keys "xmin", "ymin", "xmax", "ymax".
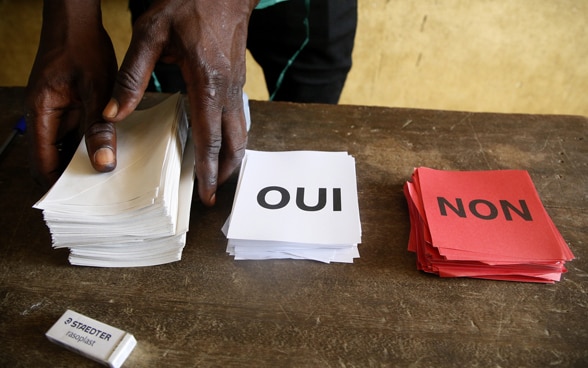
[{"xmin": 103, "ymin": 19, "xmax": 166, "ymax": 123}]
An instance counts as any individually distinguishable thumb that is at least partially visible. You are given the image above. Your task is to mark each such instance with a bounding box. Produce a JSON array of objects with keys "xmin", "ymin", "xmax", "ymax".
[
  {"xmin": 85, "ymin": 120, "xmax": 117, "ymax": 172},
  {"xmin": 85, "ymin": 74, "xmax": 118, "ymax": 172}
]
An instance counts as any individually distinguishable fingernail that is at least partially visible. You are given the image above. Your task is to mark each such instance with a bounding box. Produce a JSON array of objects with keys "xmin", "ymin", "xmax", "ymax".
[
  {"xmin": 103, "ymin": 99, "xmax": 119, "ymax": 119},
  {"xmin": 94, "ymin": 147, "xmax": 115, "ymax": 167},
  {"xmin": 209, "ymin": 192, "xmax": 216, "ymax": 205}
]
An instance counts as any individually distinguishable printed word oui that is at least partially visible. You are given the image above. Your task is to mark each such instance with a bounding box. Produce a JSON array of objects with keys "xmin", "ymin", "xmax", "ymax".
[
  {"xmin": 257, "ymin": 186, "xmax": 342, "ymax": 211},
  {"xmin": 437, "ymin": 197, "xmax": 533, "ymax": 221}
]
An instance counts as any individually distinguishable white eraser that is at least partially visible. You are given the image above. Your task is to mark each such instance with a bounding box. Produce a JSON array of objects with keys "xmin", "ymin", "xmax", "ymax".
[{"xmin": 46, "ymin": 309, "xmax": 136, "ymax": 368}]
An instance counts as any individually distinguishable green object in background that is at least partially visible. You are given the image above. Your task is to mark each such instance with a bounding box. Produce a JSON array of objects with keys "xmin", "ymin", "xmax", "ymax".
[{"xmin": 256, "ymin": 0, "xmax": 290, "ymax": 9}]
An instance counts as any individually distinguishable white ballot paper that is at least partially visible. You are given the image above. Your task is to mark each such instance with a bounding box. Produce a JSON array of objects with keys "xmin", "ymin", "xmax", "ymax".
[
  {"xmin": 224, "ymin": 150, "xmax": 362, "ymax": 263},
  {"xmin": 34, "ymin": 94, "xmax": 195, "ymax": 267}
]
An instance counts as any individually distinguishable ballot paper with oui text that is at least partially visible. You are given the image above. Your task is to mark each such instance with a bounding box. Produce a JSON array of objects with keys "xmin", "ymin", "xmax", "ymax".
[
  {"xmin": 34, "ymin": 94, "xmax": 195, "ymax": 267},
  {"xmin": 224, "ymin": 150, "xmax": 362, "ymax": 263},
  {"xmin": 404, "ymin": 167, "xmax": 574, "ymax": 283}
]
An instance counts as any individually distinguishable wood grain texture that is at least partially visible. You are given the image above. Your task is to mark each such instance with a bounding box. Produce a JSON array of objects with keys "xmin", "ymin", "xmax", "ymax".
[{"xmin": 0, "ymin": 88, "xmax": 586, "ymax": 367}]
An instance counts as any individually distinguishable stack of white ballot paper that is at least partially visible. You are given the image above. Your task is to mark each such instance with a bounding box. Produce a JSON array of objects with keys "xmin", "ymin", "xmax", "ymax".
[
  {"xmin": 223, "ymin": 150, "xmax": 362, "ymax": 263},
  {"xmin": 34, "ymin": 94, "xmax": 195, "ymax": 267}
]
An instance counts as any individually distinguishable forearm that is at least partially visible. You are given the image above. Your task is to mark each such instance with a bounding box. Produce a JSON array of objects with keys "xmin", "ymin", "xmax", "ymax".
[{"xmin": 41, "ymin": 0, "xmax": 103, "ymax": 41}]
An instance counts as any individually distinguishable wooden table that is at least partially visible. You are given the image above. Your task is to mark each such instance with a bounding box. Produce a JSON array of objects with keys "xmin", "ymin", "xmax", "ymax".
[{"xmin": 1, "ymin": 87, "xmax": 586, "ymax": 367}]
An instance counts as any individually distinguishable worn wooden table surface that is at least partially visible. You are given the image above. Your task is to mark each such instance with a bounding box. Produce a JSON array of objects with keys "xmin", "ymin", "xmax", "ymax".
[{"xmin": 1, "ymin": 87, "xmax": 587, "ymax": 367}]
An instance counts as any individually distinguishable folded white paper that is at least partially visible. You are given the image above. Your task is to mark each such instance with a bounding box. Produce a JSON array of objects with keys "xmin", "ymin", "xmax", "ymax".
[
  {"xmin": 224, "ymin": 150, "xmax": 362, "ymax": 263},
  {"xmin": 34, "ymin": 94, "xmax": 195, "ymax": 267}
]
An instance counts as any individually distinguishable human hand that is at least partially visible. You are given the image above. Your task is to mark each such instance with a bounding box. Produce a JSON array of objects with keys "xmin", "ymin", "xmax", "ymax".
[
  {"xmin": 25, "ymin": 1, "xmax": 118, "ymax": 188},
  {"xmin": 103, "ymin": 0, "xmax": 259, "ymax": 206}
]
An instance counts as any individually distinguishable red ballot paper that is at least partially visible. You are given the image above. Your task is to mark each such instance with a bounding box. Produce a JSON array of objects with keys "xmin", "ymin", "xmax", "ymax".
[{"xmin": 403, "ymin": 167, "xmax": 574, "ymax": 283}]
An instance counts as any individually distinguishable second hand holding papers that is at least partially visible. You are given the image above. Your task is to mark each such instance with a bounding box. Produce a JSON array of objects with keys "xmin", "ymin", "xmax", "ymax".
[{"xmin": 223, "ymin": 150, "xmax": 362, "ymax": 263}]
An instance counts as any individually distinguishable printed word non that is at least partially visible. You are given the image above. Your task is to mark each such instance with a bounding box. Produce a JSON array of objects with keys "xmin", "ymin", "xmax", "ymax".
[{"xmin": 437, "ymin": 197, "xmax": 533, "ymax": 221}]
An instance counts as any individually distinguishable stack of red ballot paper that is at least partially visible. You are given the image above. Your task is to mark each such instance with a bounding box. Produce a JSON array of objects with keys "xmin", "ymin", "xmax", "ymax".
[{"xmin": 403, "ymin": 167, "xmax": 574, "ymax": 283}]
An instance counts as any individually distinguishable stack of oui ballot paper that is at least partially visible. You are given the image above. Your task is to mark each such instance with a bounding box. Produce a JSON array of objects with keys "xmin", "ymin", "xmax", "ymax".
[
  {"xmin": 223, "ymin": 150, "xmax": 362, "ymax": 263},
  {"xmin": 34, "ymin": 94, "xmax": 195, "ymax": 267},
  {"xmin": 403, "ymin": 167, "xmax": 574, "ymax": 283}
]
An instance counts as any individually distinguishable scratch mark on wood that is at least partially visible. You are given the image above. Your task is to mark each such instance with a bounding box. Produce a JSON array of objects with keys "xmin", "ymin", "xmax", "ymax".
[
  {"xmin": 280, "ymin": 304, "xmax": 294, "ymax": 324},
  {"xmin": 465, "ymin": 115, "xmax": 492, "ymax": 169},
  {"xmin": 21, "ymin": 301, "xmax": 43, "ymax": 315},
  {"xmin": 470, "ymin": 319, "xmax": 481, "ymax": 332},
  {"xmin": 537, "ymin": 136, "xmax": 550, "ymax": 152},
  {"xmin": 495, "ymin": 294, "xmax": 525, "ymax": 340}
]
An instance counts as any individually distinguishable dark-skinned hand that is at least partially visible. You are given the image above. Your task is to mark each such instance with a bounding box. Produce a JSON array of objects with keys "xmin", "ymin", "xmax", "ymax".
[
  {"xmin": 102, "ymin": 0, "xmax": 259, "ymax": 206},
  {"xmin": 27, "ymin": 0, "xmax": 258, "ymax": 207},
  {"xmin": 25, "ymin": 0, "xmax": 118, "ymax": 188}
]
